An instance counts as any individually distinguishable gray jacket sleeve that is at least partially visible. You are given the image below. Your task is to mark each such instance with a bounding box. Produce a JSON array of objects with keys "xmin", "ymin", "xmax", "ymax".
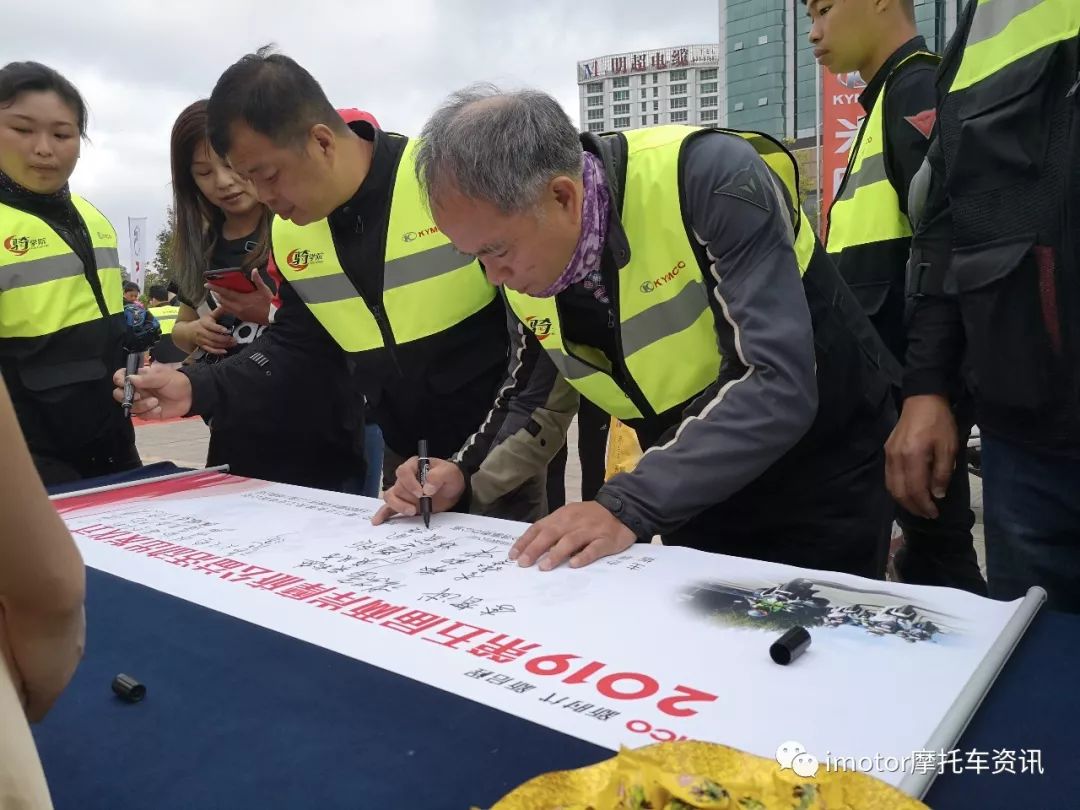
[{"xmin": 598, "ymin": 133, "xmax": 819, "ymax": 539}]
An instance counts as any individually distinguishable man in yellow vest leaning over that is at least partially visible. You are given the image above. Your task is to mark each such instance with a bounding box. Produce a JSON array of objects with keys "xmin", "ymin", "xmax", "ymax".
[
  {"xmin": 377, "ymin": 87, "xmax": 899, "ymax": 578},
  {"xmin": 117, "ymin": 50, "xmax": 569, "ymax": 514}
]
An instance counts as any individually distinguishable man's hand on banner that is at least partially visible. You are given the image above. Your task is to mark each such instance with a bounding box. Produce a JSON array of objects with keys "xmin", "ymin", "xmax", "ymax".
[
  {"xmin": 510, "ymin": 502, "xmax": 636, "ymax": 571},
  {"xmin": 372, "ymin": 457, "xmax": 466, "ymax": 525}
]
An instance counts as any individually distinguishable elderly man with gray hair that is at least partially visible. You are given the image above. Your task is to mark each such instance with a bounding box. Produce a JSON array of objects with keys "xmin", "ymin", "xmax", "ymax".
[{"xmin": 376, "ymin": 86, "xmax": 898, "ymax": 579}]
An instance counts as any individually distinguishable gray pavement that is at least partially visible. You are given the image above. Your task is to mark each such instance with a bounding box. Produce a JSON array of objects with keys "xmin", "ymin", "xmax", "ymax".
[
  {"xmin": 135, "ymin": 417, "xmax": 985, "ymax": 575},
  {"xmin": 135, "ymin": 416, "xmax": 587, "ymax": 504}
]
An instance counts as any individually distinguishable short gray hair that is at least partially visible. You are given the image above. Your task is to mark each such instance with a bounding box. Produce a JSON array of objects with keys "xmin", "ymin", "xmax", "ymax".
[{"xmin": 416, "ymin": 84, "xmax": 584, "ymax": 213}]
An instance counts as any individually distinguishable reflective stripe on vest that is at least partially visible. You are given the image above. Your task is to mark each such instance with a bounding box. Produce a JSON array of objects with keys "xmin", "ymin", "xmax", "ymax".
[
  {"xmin": 505, "ymin": 125, "xmax": 814, "ymax": 421},
  {"xmin": 273, "ymin": 138, "xmax": 495, "ymax": 353},
  {"xmin": 826, "ymin": 52, "xmax": 940, "ymax": 255},
  {"xmin": 148, "ymin": 305, "xmax": 180, "ymax": 335},
  {"xmin": 952, "ymin": 0, "xmax": 1080, "ymax": 92},
  {"xmin": 0, "ymin": 196, "xmax": 123, "ymax": 339}
]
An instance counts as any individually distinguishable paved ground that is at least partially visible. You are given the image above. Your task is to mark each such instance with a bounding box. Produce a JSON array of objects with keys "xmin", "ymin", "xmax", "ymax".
[
  {"xmin": 134, "ymin": 416, "xmax": 588, "ymax": 504},
  {"xmin": 135, "ymin": 416, "xmax": 985, "ymax": 574}
]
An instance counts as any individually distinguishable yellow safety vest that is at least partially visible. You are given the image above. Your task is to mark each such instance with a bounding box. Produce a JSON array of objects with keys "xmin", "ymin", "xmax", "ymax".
[
  {"xmin": 148, "ymin": 305, "xmax": 180, "ymax": 335},
  {"xmin": 0, "ymin": 196, "xmax": 123, "ymax": 339},
  {"xmin": 826, "ymin": 51, "xmax": 940, "ymax": 255},
  {"xmin": 272, "ymin": 137, "xmax": 495, "ymax": 353},
  {"xmin": 951, "ymin": 0, "xmax": 1079, "ymax": 93},
  {"xmin": 505, "ymin": 125, "xmax": 816, "ymax": 421}
]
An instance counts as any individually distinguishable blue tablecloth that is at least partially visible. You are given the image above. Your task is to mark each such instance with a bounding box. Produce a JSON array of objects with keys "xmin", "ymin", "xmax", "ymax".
[{"xmin": 35, "ymin": 468, "xmax": 1078, "ymax": 808}]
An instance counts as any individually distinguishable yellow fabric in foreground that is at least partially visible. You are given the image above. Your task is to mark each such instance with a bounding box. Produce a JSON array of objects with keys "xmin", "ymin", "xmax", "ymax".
[
  {"xmin": 604, "ymin": 418, "xmax": 643, "ymax": 479},
  {"xmin": 486, "ymin": 741, "xmax": 928, "ymax": 810}
]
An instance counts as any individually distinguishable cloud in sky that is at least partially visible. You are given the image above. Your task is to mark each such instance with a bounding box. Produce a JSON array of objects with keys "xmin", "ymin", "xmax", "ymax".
[{"xmin": 6, "ymin": 0, "xmax": 719, "ymax": 269}]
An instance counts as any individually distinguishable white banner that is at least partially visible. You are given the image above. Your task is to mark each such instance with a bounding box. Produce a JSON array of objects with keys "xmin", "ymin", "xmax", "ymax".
[
  {"xmin": 127, "ymin": 217, "xmax": 147, "ymax": 292},
  {"xmin": 57, "ymin": 473, "xmax": 1037, "ymax": 794}
]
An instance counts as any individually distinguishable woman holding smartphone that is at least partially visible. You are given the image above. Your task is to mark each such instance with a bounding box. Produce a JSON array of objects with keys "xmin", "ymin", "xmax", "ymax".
[
  {"xmin": 168, "ymin": 100, "xmax": 273, "ymax": 362},
  {"xmin": 166, "ymin": 99, "xmax": 366, "ymax": 492}
]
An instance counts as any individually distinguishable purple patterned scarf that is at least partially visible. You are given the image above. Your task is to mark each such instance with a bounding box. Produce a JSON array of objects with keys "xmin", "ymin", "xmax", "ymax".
[{"xmin": 535, "ymin": 152, "xmax": 610, "ymax": 301}]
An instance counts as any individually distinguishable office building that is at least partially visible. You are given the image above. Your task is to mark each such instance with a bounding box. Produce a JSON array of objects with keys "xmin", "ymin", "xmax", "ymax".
[
  {"xmin": 577, "ymin": 45, "xmax": 723, "ymax": 134},
  {"xmin": 577, "ymin": 1, "xmax": 960, "ymax": 141}
]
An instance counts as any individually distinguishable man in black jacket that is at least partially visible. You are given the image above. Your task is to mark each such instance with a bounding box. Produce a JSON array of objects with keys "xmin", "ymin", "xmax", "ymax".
[
  {"xmin": 887, "ymin": 0, "xmax": 1080, "ymax": 610},
  {"xmin": 117, "ymin": 49, "xmax": 567, "ymax": 515},
  {"xmin": 807, "ymin": 0, "xmax": 985, "ymax": 594}
]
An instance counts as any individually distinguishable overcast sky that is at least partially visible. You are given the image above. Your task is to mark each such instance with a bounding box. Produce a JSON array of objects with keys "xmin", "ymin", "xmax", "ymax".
[{"xmin": 7, "ymin": 0, "xmax": 719, "ymax": 270}]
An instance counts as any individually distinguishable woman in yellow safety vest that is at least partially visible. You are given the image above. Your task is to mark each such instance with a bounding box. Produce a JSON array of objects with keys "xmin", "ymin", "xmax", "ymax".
[{"xmin": 0, "ymin": 62, "xmax": 140, "ymax": 485}]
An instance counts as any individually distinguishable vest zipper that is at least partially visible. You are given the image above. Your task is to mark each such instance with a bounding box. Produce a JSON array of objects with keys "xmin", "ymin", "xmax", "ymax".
[
  {"xmin": 826, "ymin": 112, "xmax": 870, "ymax": 241},
  {"xmin": 54, "ymin": 216, "xmax": 110, "ymax": 318},
  {"xmin": 546, "ymin": 285, "xmax": 650, "ymax": 416},
  {"xmin": 602, "ymin": 255, "xmax": 655, "ymax": 419},
  {"xmin": 368, "ymin": 302, "xmax": 404, "ymax": 377},
  {"xmin": 343, "ymin": 211, "xmax": 404, "ymax": 378},
  {"xmin": 1066, "ymin": 67, "xmax": 1080, "ymax": 99}
]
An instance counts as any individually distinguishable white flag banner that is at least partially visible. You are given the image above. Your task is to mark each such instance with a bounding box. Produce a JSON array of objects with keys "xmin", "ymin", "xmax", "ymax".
[
  {"xmin": 127, "ymin": 217, "xmax": 147, "ymax": 291},
  {"xmin": 54, "ymin": 472, "xmax": 1043, "ymax": 797}
]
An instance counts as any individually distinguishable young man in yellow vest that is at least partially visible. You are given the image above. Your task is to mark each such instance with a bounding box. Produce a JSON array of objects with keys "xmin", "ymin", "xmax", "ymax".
[
  {"xmin": 146, "ymin": 284, "xmax": 185, "ymax": 365},
  {"xmin": 808, "ymin": 0, "xmax": 986, "ymax": 595},
  {"xmin": 377, "ymin": 87, "xmax": 899, "ymax": 579},
  {"xmin": 146, "ymin": 284, "xmax": 179, "ymax": 334},
  {"xmin": 117, "ymin": 50, "xmax": 570, "ymax": 513},
  {"xmin": 889, "ymin": 0, "xmax": 1080, "ymax": 611}
]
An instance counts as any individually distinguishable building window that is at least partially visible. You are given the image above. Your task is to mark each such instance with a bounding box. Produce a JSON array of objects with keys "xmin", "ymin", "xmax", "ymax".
[
  {"xmin": 671, "ymin": 97, "xmax": 687, "ymax": 109},
  {"xmin": 586, "ymin": 95, "xmax": 603, "ymax": 107},
  {"xmin": 669, "ymin": 69, "xmax": 687, "ymax": 81},
  {"xmin": 758, "ymin": 97, "xmax": 768, "ymax": 106},
  {"xmin": 734, "ymin": 102, "xmax": 744, "ymax": 111},
  {"xmin": 700, "ymin": 82, "xmax": 717, "ymax": 94},
  {"xmin": 613, "ymin": 76, "xmax": 630, "ymax": 88},
  {"xmin": 641, "ymin": 116, "xmax": 648, "ymax": 126},
  {"xmin": 613, "ymin": 116, "xmax": 630, "ymax": 128},
  {"xmin": 586, "ymin": 82, "xmax": 602, "ymax": 93},
  {"xmin": 640, "ymin": 88, "xmax": 647, "ymax": 98},
  {"xmin": 641, "ymin": 102, "xmax": 648, "ymax": 111},
  {"xmin": 670, "ymin": 83, "xmax": 687, "ymax": 95},
  {"xmin": 699, "ymin": 68, "xmax": 718, "ymax": 81},
  {"xmin": 757, "ymin": 35, "xmax": 768, "ymax": 45},
  {"xmin": 652, "ymin": 73, "xmax": 659, "ymax": 84},
  {"xmin": 700, "ymin": 109, "xmax": 718, "ymax": 122},
  {"xmin": 613, "ymin": 103, "xmax": 630, "ymax": 115},
  {"xmin": 640, "ymin": 74, "xmax": 648, "ymax": 85},
  {"xmin": 733, "ymin": 41, "xmax": 744, "ymax": 51},
  {"xmin": 653, "ymin": 114, "xmax": 659, "ymax": 124},
  {"xmin": 587, "ymin": 109, "xmax": 604, "ymax": 121},
  {"xmin": 653, "ymin": 87, "xmax": 659, "ymax": 97},
  {"xmin": 671, "ymin": 110, "xmax": 688, "ymax": 122},
  {"xmin": 653, "ymin": 100, "xmax": 659, "ymax": 111},
  {"xmin": 588, "ymin": 122, "xmax": 605, "ymax": 133},
  {"xmin": 613, "ymin": 90, "xmax": 630, "ymax": 101},
  {"xmin": 700, "ymin": 95, "xmax": 717, "ymax": 107}
]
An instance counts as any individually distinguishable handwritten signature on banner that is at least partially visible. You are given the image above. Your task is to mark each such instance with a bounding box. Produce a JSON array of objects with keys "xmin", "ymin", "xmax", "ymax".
[{"xmin": 70, "ymin": 522, "xmax": 718, "ymax": 722}]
